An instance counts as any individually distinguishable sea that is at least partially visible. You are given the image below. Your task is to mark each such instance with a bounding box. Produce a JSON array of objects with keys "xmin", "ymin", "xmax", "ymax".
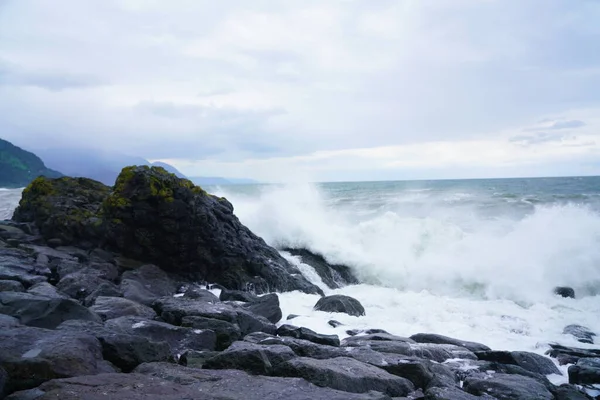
[{"xmin": 3, "ymin": 177, "xmax": 600, "ymax": 383}]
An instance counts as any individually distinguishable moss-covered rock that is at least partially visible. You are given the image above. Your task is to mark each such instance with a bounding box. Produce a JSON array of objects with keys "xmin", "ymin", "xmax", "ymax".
[{"xmin": 12, "ymin": 166, "xmax": 322, "ymax": 295}]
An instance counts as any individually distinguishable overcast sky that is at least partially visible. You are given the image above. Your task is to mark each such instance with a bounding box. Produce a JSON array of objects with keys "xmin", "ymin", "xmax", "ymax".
[{"xmin": 1, "ymin": 0, "xmax": 599, "ymax": 181}]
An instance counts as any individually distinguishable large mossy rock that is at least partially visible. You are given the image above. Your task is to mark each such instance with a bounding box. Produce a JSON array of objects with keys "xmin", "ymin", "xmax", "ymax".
[{"xmin": 13, "ymin": 166, "xmax": 322, "ymax": 295}]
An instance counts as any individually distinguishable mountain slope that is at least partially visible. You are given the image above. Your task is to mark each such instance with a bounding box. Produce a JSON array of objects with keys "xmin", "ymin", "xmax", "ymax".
[{"xmin": 0, "ymin": 138, "xmax": 62, "ymax": 188}]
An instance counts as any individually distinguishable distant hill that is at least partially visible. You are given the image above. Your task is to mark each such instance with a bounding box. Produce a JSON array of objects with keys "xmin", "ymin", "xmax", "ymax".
[
  {"xmin": 190, "ymin": 176, "xmax": 259, "ymax": 186},
  {"xmin": 36, "ymin": 148, "xmax": 186, "ymax": 186},
  {"xmin": 0, "ymin": 138, "xmax": 62, "ymax": 188}
]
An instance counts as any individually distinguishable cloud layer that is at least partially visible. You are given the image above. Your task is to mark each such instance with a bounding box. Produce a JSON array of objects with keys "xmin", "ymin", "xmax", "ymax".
[{"xmin": 1, "ymin": 0, "xmax": 599, "ymax": 180}]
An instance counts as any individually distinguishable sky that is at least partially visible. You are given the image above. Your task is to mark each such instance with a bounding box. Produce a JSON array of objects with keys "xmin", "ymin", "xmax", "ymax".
[{"xmin": 0, "ymin": 0, "xmax": 599, "ymax": 182}]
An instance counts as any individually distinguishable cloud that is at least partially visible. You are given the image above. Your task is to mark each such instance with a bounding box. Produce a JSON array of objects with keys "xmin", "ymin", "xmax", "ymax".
[{"xmin": 0, "ymin": 0, "xmax": 599, "ymax": 180}]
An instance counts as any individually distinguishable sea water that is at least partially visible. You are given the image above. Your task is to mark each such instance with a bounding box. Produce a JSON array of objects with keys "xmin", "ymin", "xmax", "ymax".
[{"xmin": 3, "ymin": 177, "xmax": 600, "ymax": 382}]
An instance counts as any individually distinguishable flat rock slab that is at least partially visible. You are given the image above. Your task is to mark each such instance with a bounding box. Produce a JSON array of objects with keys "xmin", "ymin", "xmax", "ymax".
[
  {"xmin": 204, "ymin": 341, "xmax": 296, "ymax": 375},
  {"xmin": 90, "ymin": 296, "xmax": 156, "ymax": 321},
  {"xmin": 410, "ymin": 333, "xmax": 491, "ymax": 352},
  {"xmin": 0, "ymin": 292, "xmax": 101, "ymax": 329},
  {"xmin": 275, "ymin": 356, "xmax": 414, "ymax": 397},
  {"xmin": 464, "ymin": 373, "xmax": 554, "ymax": 400},
  {"xmin": 425, "ymin": 385, "xmax": 497, "ymax": 400},
  {"xmin": 475, "ymin": 351, "xmax": 561, "ymax": 375}
]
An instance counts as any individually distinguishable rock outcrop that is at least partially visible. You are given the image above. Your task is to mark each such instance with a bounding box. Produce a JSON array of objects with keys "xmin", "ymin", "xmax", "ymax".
[{"xmin": 13, "ymin": 166, "xmax": 322, "ymax": 295}]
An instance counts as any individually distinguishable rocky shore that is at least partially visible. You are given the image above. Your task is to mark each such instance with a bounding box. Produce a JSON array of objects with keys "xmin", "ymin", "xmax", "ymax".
[{"xmin": 0, "ymin": 166, "xmax": 598, "ymax": 399}]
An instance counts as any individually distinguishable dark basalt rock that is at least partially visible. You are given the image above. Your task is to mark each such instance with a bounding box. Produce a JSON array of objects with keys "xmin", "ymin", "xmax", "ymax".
[
  {"xmin": 89, "ymin": 296, "xmax": 156, "ymax": 321},
  {"xmin": 253, "ymin": 336, "xmax": 347, "ymax": 360},
  {"xmin": 134, "ymin": 362, "xmax": 392, "ymax": 400},
  {"xmin": 554, "ymin": 287, "xmax": 575, "ymax": 298},
  {"xmin": 0, "ymin": 314, "xmax": 20, "ymax": 329},
  {"xmin": 0, "ymin": 292, "xmax": 102, "ymax": 329},
  {"xmin": 0, "ymin": 280, "xmax": 25, "ymax": 292},
  {"xmin": 409, "ymin": 333, "xmax": 491, "ymax": 352},
  {"xmin": 328, "ymin": 320, "xmax": 343, "ymax": 328},
  {"xmin": 181, "ymin": 288, "xmax": 220, "ymax": 302},
  {"xmin": 26, "ymin": 282, "xmax": 69, "ymax": 299},
  {"xmin": 55, "ymin": 268, "xmax": 114, "ymax": 301},
  {"xmin": 119, "ymin": 264, "xmax": 177, "ymax": 305},
  {"xmin": 282, "ymin": 248, "xmax": 359, "ymax": 289},
  {"xmin": 314, "ymin": 294, "xmax": 365, "ymax": 317},
  {"xmin": 56, "ymin": 320, "xmax": 171, "ymax": 372},
  {"xmin": 464, "ymin": 373, "xmax": 554, "ymax": 399},
  {"xmin": 275, "ymin": 356, "xmax": 415, "ymax": 397},
  {"xmin": 277, "ymin": 324, "xmax": 340, "ymax": 347},
  {"xmin": 220, "ymin": 289, "xmax": 259, "ymax": 302},
  {"xmin": 546, "ymin": 343, "xmax": 600, "ymax": 365},
  {"xmin": 204, "ymin": 341, "xmax": 297, "ymax": 375},
  {"xmin": 553, "ymin": 384, "xmax": 595, "ymax": 400},
  {"xmin": 425, "ymin": 386, "xmax": 494, "ymax": 400},
  {"xmin": 105, "ymin": 316, "xmax": 217, "ymax": 354},
  {"xmin": 0, "ymin": 325, "xmax": 116, "ymax": 395},
  {"xmin": 13, "ymin": 167, "xmax": 322, "ymax": 295},
  {"xmin": 343, "ymin": 333, "xmax": 416, "ymax": 345},
  {"xmin": 475, "ymin": 350, "xmax": 561, "ymax": 375},
  {"xmin": 568, "ymin": 357, "xmax": 600, "ymax": 385},
  {"xmin": 563, "ymin": 324, "xmax": 596, "ymax": 344},
  {"xmin": 178, "ymin": 349, "xmax": 220, "ymax": 368},
  {"xmin": 83, "ymin": 282, "xmax": 122, "ymax": 307},
  {"xmin": 181, "ymin": 316, "xmax": 241, "ymax": 350},
  {"xmin": 241, "ymin": 293, "xmax": 282, "ymax": 323}
]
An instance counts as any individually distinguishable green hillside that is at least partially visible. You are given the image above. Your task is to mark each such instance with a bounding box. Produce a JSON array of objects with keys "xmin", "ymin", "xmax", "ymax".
[{"xmin": 0, "ymin": 138, "xmax": 62, "ymax": 188}]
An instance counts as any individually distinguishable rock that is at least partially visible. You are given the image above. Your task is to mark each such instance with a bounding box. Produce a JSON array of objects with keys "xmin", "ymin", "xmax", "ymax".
[
  {"xmin": 0, "ymin": 280, "xmax": 24, "ymax": 292},
  {"xmin": 136, "ymin": 362, "xmax": 392, "ymax": 400},
  {"xmin": 56, "ymin": 268, "xmax": 114, "ymax": 301},
  {"xmin": 0, "ymin": 366, "xmax": 6, "ymax": 398},
  {"xmin": 254, "ymin": 336, "xmax": 347, "ymax": 359},
  {"xmin": 182, "ymin": 288, "xmax": 220, "ymax": 302},
  {"xmin": 277, "ymin": 324, "xmax": 340, "ymax": 347},
  {"xmin": 464, "ymin": 373, "xmax": 554, "ymax": 399},
  {"xmin": 105, "ymin": 316, "xmax": 217, "ymax": 354},
  {"xmin": 0, "ymin": 314, "xmax": 20, "ymax": 328},
  {"xmin": 425, "ymin": 386, "xmax": 490, "ymax": 400},
  {"xmin": 220, "ymin": 289, "xmax": 259, "ymax": 302},
  {"xmin": 100, "ymin": 166, "xmax": 323, "ymax": 295},
  {"xmin": 475, "ymin": 351, "xmax": 561, "ymax": 375},
  {"xmin": 178, "ymin": 350, "xmax": 220, "ymax": 368},
  {"xmin": 568, "ymin": 357, "xmax": 600, "ymax": 385},
  {"xmin": 12, "ymin": 176, "xmax": 110, "ymax": 248},
  {"xmin": 563, "ymin": 324, "xmax": 596, "ymax": 344},
  {"xmin": 242, "ymin": 293, "xmax": 282, "ymax": 323},
  {"xmin": 546, "ymin": 343, "xmax": 600, "ymax": 365},
  {"xmin": 82, "ymin": 282, "xmax": 122, "ymax": 306},
  {"xmin": 153, "ymin": 296, "xmax": 276, "ymax": 336},
  {"xmin": 56, "ymin": 320, "xmax": 171, "ymax": 372},
  {"xmin": 204, "ymin": 341, "xmax": 297, "ymax": 375},
  {"xmin": 89, "ymin": 296, "xmax": 156, "ymax": 321},
  {"xmin": 120, "ymin": 264, "xmax": 177, "ymax": 306},
  {"xmin": 282, "ymin": 248, "xmax": 359, "ymax": 289},
  {"xmin": 343, "ymin": 333, "xmax": 416, "ymax": 345},
  {"xmin": 181, "ymin": 316, "xmax": 241, "ymax": 350},
  {"xmin": 554, "ymin": 287, "xmax": 575, "ymax": 298},
  {"xmin": 314, "ymin": 294, "xmax": 365, "ymax": 317},
  {"xmin": 0, "ymin": 292, "xmax": 102, "ymax": 329},
  {"xmin": 409, "ymin": 333, "xmax": 491, "ymax": 352},
  {"xmin": 328, "ymin": 320, "xmax": 343, "ymax": 328},
  {"xmin": 287, "ymin": 314, "xmax": 300, "ymax": 320},
  {"xmin": 0, "ymin": 251, "xmax": 48, "ymax": 287},
  {"xmin": 26, "ymin": 282, "xmax": 68, "ymax": 299},
  {"xmin": 6, "ymin": 369, "xmax": 391, "ymax": 400},
  {"xmin": 343, "ymin": 338, "xmax": 475, "ymax": 363},
  {"xmin": 553, "ymin": 384, "xmax": 595, "ymax": 400},
  {"xmin": 275, "ymin": 356, "xmax": 414, "ymax": 396},
  {"xmin": 0, "ymin": 325, "xmax": 115, "ymax": 395}
]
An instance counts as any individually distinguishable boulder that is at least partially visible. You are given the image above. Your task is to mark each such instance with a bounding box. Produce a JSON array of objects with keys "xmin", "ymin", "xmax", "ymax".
[
  {"xmin": 343, "ymin": 333, "xmax": 415, "ymax": 345},
  {"xmin": 0, "ymin": 292, "xmax": 101, "ymax": 329},
  {"xmin": 178, "ymin": 350, "xmax": 220, "ymax": 368},
  {"xmin": 254, "ymin": 336, "xmax": 347, "ymax": 360},
  {"xmin": 0, "ymin": 314, "xmax": 20, "ymax": 329},
  {"xmin": 475, "ymin": 351, "xmax": 561, "ymax": 375},
  {"xmin": 12, "ymin": 176, "xmax": 110, "ymax": 248},
  {"xmin": 83, "ymin": 282, "xmax": 122, "ymax": 306},
  {"xmin": 464, "ymin": 373, "xmax": 554, "ymax": 399},
  {"xmin": 89, "ymin": 296, "xmax": 156, "ymax": 321},
  {"xmin": 182, "ymin": 288, "xmax": 220, "ymax": 302},
  {"xmin": 554, "ymin": 287, "xmax": 575, "ymax": 298},
  {"xmin": 26, "ymin": 282, "xmax": 69, "ymax": 299},
  {"xmin": 181, "ymin": 316, "xmax": 241, "ymax": 350},
  {"xmin": 105, "ymin": 316, "xmax": 217, "ymax": 354},
  {"xmin": 282, "ymin": 248, "xmax": 359, "ymax": 289},
  {"xmin": 277, "ymin": 324, "xmax": 340, "ymax": 347},
  {"xmin": 425, "ymin": 386, "xmax": 492, "ymax": 400},
  {"xmin": 120, "ymin": 264, "xmax": 177, "ymax": 305},
  {"xmin": 409, "ymin": 333, "xmax": 491, "ymax": 352},
  {"xmin": 328, "ymin": 320, "xmax": 343, "ymax": 328},
  {"xmin": 0, "ymin": 280, "xmax": 24, "ymax": 292},
  {"xmin": 0, "ymin": 250, "xmax": 48, "ymax": 288},
  {"xmin": 220, "ymin": 289, "xmax": 259, "ymax": 302},
  {"xmin": 56, "ymin": 320, "xmax": 171, "ymax": 372},
  {"xmin": 546, "ymin": 343, "xmax": 600, "ymax": 365},
  {"xmin": 204, "ymin": 341, "xmax": 297, "ymax": 375},
  {"xmin": 563, "ymin": 324, "xmax": 596, "ymax": 344},
  {"xmin": 568, "ymin": 357, "xmax": 600, "ymax": 385},
  {"xmin": 343, "ymin": 338, "xmax": 475, "ymax": 363},
  {"xmin": 275, "ymin": 356, "xmax": 414, "ymax": 396},
  {"xmin": 553, "ymin": 384, "xmax": 595, "ymax": 400},
  {"xmin": 55, "ymin": 268, "xmax": 114, "ymax": 301},
  {"xmin": 135, "ymin": 362, "xmax": 392, "ymax": 400},
  {"xmin": 241, "ymin": 293, "xmax": 282, "ymax": 323},
  {"xmin": 0, "ymin": 325, "xmax": 115, "ymax": 395},
  {"xmin": 314, "ymin": 295, "xmax": 365, "ymax": 317}
]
